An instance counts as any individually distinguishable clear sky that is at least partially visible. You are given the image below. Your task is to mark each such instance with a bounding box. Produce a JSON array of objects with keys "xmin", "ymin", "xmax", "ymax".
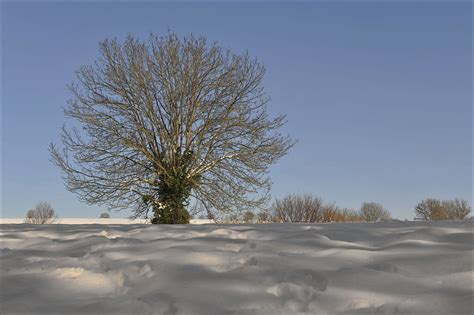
[{"xmin": 1, "ymin": 2, "xmax": 472, "ymax": 219}]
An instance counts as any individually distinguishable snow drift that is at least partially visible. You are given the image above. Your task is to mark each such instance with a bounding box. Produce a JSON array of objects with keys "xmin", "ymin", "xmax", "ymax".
[{"xmin": 1, "ymin": 221, "xmax": 472, "ymax": 314}]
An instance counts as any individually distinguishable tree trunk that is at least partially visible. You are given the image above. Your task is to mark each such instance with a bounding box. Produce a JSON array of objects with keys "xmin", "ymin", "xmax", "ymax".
[{"xmin": 151, "ymin": 176, "xmax": 191, "ymax": 224}]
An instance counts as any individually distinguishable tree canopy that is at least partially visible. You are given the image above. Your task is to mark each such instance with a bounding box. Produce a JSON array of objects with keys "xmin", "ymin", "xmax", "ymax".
[{"xmin": 50, "ymin": 32, "xmax": 294, "ymax": 223}]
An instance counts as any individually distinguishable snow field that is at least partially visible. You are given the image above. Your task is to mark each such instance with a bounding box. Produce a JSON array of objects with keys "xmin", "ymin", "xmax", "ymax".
[{"xmin": 1, "ymin": 221, "xmax": 472, "ymax": 314}]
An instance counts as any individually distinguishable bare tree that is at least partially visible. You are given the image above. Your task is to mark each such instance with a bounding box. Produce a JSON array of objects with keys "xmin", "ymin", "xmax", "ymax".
[
  {"xmin": 414, "ymin": 198, "xmax": 446, "ymax": 221},
  {"xmin": 242, "ymin": 211, "xmax": 255, "ymax": 223},
  {"xmin": 99, "ymin": 212, "xmax": 110, "ymax": 218},
  {"xmin": 228, "ymin": 214, "xmax": 241, "ymax": 224},
  {"xmin": 320, "ymin": 203, "xmax": 342, "ymax": 223},
  {"xmin": 449, "ymin": 199, "xmax": 471, "ymax": 220},
  {"xmin": 341, "ymin": 208, "xmax": 364, "ymax": 222},
  {"xmin": 415, "ymin": 198, "xmax": 470, "ymax": 221},
  {"xmin": 256, "ymin": 210, "xmax": 273, "ymax": 223},
  {"xmin": 50, "ymin": 32, "xmax": 294, "ymax": 223},
  {"xmin": 24, "ymin": 202, "xmax": 57, "ymax": 224},
  {"xmin": 443, "ymin": 198, "xmax": 471, "ymax": 220},
  {"xmin": 360, "ymin": 202, "xmax": 391, "ymax": 222},
  {"xmin": 272, "ymin": 194, "xmax": 323, "ymax": 223}
]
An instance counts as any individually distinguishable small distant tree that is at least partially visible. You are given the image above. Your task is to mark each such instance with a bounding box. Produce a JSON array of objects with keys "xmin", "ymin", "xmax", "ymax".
[
  {"xmin": 243, "ymin": 211, "xmax": 256, "ymax": 223},
  {"xmin": 414, "ymin": 198, "xmax": 446, "ymax": 221},
  {"xmin": 341, "ymin": 208, "xmax": 364, "ymax": 222},
  {"xmin": 24, "ymin": 202, "xmax": 57, "ymax": 224},
  {"xmin": 432, "ymin": 205, "xmax": 448, "ymax": 220},
  {"xmin": 229, "ymin": 214, "xmax": 240, "ymax": 223},
  {"xmin": 320, "ymin": 203, "xmax": 341, "ymax": 223},
  {"xmin": 256, "ymin": 210, "xmax": 273, "ymax": 223},
  {"xmin": 99, "ymin": 212, "xmax": 110, "ymax": 218},
  {"xmin": 207, "ymin": 212, "xmax": 215, "ymax": 221},
  {"xmin": 360, "ymin": 202, "xmax": 391, "ymax": 222},
  {"xmin": 443, "ymin": 199, "xmax": 471, "ymax": 220},
  {"xmin": 272, "ymin": 194, "xmax": 323, "ymax": 223}
]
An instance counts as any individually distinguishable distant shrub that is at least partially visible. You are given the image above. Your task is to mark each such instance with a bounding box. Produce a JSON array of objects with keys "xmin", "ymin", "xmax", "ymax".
[
  {"xmin": 320, "ymin": 203, "xmax": 341, "ymax": 223},
  {"xmin": 99, "ymin": 212, "xmax": 110, "ymax": 218},
  {"xmin": 443, "ymin": 199, "xmax": 471, "ymax": 220},
  {"xmin": 242, "ymin": 211, "xmax": 256, "ymax": 223},
  {"xmin": 415, "ymin": 198, "xmax": 471, "ymax": 221},
  {"xmin": 341, "ymin": 208, "xmax": 365, "ymax": 222},
  {"xmin": 229, "ymin": 214, "xmax": 241, "ymax": 223},
  {"xmin": 415, "ymin": 198, "xmax": 445, "ymax": 220},
  {"xmin": 273, "ymin": 194, "xmax": 323, "ymax": 223},
  {"xmin": 256, "ymin": 210, "xmax": 274, "ymax": 223},
  {"xmin": 360, "ymin": 202, "xmax": 391, "ymax": 222},
  {"xmin": 207, "ymin": 212, "xmax": 215, "ymax": 220},
  {"xmin": 271, "ymin": 195, "xmax": 375, "ymax": 223},
  {"xmin": 24, "ymin": 202, "xmax": 57, "ymax": 224}
]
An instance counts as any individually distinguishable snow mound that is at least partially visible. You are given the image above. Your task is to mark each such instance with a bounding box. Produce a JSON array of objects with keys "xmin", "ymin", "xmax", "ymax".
[{"xmin": 1, "ymin": 221, "xmax": 472, "ymax": 314}]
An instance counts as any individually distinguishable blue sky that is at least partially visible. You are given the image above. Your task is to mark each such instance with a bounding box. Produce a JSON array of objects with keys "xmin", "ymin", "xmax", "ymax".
[{"xmin": 2, "ymin": 2, "xmax": 472, "ymax": 219}]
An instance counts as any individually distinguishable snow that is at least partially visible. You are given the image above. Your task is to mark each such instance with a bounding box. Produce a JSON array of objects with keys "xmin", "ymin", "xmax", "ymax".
[{"xmin": 1, "ymin": 221, "xmax": 472, "ymax": 314}]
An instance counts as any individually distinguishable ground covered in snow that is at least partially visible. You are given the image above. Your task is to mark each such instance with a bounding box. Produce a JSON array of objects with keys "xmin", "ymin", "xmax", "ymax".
[{"xmin": 1, "ymin": 221, "xmax": 472, "ymax": 314}]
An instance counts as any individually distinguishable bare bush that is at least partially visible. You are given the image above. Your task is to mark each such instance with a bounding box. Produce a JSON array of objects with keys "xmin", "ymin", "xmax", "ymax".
[
  {"xmin": 271, "ymin": 195, "xmax": 370, "ymax": 223},
  {"xmin": 207, "ymin": 212, "xmax": 215, "ymax": 221},
  {"xmin": 243, "ymin": 211, "xmax": 256, "ymax": 223},
  {"xmin": 272, "ymin": 194, "xmax": 323, "ymax": 223},
  {"xmin": 443, "ymin": 199, "xmax": 471, "ymax": 220},
  {"xmin": 256, "ymin": 210, "xmax": 274, "ymax": 223},
  {"xmin": 415, "ymin": 198, "xmax": 446, "ymax": 220},
  {"xmin": 24, "ymin": 202, "xmax": 57, "ymax": 224},
  {"xmin": 320, "ymin": 203, "xmax": 341, "ymax": 222},
  {"xmin": 229, "ymin": 214, "xmax": 241, "ymax": 224},
  {"xmin": 99, "ymin": 212, "xmax": 110, "ymax": 218},
  {"xmin": 341, "ymin": 208, "xmax": 365, "ymax": 222},
  {"xmin": 360, "ymin": 202, "xmax": 391, "ymax": 222},
  {"xmin": 415, "ymin": 198, "xmax": 471, "ymax": 221}
]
